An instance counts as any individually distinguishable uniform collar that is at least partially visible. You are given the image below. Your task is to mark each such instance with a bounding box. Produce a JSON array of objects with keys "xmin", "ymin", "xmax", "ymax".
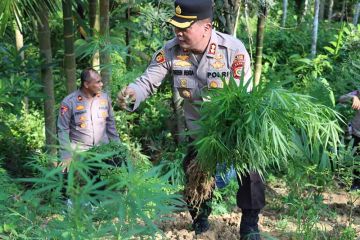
[
  {"xmin": 205, "ymin": 30, "xmax": 219, "ymax": 58},
  {"xmin": 76, "ymin": 89, "xmax": 102, "ymax": 101}
]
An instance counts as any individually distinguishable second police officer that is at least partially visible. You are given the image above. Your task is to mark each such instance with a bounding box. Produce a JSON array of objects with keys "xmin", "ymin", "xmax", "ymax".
[{"xmin": 117, "ymin": 0, "xmax": 265, "ymax": 239}]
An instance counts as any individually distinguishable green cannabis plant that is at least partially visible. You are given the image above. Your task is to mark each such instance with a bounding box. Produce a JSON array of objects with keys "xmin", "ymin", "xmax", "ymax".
[
  {"xmin": 15, "ymin": 142, "xmax": 184, "ymax": 239},
  {"xmin": 192, "ymin": 77, "xmax": 343, "ymax": 179}
]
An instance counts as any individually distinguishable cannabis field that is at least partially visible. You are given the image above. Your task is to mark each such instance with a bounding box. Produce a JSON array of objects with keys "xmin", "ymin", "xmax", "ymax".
[{"xmin": 1, "ymin": 0, "xmax": 360, "ymax": 239}]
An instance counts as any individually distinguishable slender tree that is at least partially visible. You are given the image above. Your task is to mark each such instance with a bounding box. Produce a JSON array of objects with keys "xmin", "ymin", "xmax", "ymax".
[
  {"xmin": 244, "ymin": 0, "xmax": 253, "ymax": 61},
  {"xmin": 14, "ymin": 19, "xmax": 29, "ymax": 112},
  {"xmin": 328, "ymin": 0, "xmax": 334, "ymax": 21},
  {"xmin": 89, "ymin": 0, "xmax": 100, "ymax": 70},
  {"xmin": 99, "ymin": 0, "xmax": 110, "ymax": 89},
  {"xmin": 341, "ymin": 0, "xmax": 347, "ymax": 21},
  {"xmin": 301, "ymin": 0, "xmax": 310, "ymax": 23},
  {"xmin": 319, "ymin": 0, "xmax": 325, "ymax": 20},
  {"xmin": 254, "ymin": 2, "xmax": 268, "ymax": 85},
  {"xmin": 62, "ymin": 0, "xmax": 77, "ymax": 93},
  {"xmin": 311, "ymin": 0, "xmax": 320, "ymax": 58},
  {"xmin": 38, "ymin": 3, "xmax": 56, "ymax": 155},
  {"xmin": 214, "ymin": 0, "xmax": 241, "ymax": 35},
  {"xmin": 354, "ymin": 1, "xmax": 360, "ymax": 25},
  {"xmin": 282, "ymin": 0, "xmax": 288, "ymax": 27},
  {"xmin": 125, "ymin": 6, "xmax": 132, "ymax": 67}
]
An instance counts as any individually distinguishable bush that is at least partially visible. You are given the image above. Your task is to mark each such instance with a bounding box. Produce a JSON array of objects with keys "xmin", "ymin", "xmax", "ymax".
[{"xmin": 0, "ymin": 107, "xmax": 45, "ymax": 177}]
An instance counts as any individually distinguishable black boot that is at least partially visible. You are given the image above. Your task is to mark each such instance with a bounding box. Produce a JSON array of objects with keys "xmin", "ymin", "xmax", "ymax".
[
  {"xmin": 189, "ymin": 200, "xmax": 212, "ymax": 235},
  {"xmin": 192, "ymin": 217, "xmax": 210, "ymax": 235},
  {"xmin": 240, "ymin": 209, "xmax": 261, "ymax": 240}
]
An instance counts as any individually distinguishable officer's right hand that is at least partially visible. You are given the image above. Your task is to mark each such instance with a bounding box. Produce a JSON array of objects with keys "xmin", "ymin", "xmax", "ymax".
[
  {"xmin": 352, "ymin": 96, "xmax": 360, "ymax": 110},
  {"xmin": 59, "ymin": 158, "xmax": 72, "ymax": 173},
  {"xmin": 117, "ymin": 87, "xmax": 136, "ymax": 110}
]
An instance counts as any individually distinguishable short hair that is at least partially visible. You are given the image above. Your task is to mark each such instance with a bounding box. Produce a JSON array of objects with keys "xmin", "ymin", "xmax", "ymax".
[{"xmin": 80, "ymin": 67, "xmax": 98, "ymax": 87}]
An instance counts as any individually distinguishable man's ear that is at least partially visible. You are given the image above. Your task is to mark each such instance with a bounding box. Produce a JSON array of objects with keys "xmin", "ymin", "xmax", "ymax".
[
  {"xmin": 204, "ymin": 22, "xmax": 212, "ymax": 32},
  {"xmin": 83, "ymin": 81, "xmax": 89, "ymax": 89}
]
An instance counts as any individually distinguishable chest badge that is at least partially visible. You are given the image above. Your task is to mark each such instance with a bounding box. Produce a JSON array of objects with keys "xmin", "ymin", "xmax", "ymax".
[
  {"xmin": 208, "ymin": 43, "xmax": 216, "ymax": 55},
  {"xmin": 211, "ymin": 61, "xmax": 225, "ymax": 70},
  {"xmin": 180, "ymin": 79, "xmax": 187, "ymax": 88},
  {"xmin": 174, "ymin": 60, "xmax": 192, "ymax": 67},
  {"xmin": 177, "ymin": 55, "xmax": 190, "ymax": 61},
  {"xmin": 209, "ymin": 81, "xmax": 219, "ymax": 88},
  {"xmin": 182, "ymin": 89, "xmax": 191, "ymax": 98},
  {"xmin": 76, "ymin": 105, "xmax": 85, "ymax": 111}
]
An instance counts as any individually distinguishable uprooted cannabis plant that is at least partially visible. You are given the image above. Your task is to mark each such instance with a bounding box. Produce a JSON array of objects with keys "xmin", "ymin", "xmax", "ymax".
[{"xmin": 192, "ymin": 76, "xmax": 343, "ymax": 179}]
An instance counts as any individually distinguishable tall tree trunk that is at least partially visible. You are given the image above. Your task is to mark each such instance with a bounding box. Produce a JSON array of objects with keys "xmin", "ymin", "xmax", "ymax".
[
  {"xmin": 38, "ymin": 4, "xmax": 56, "ymax": 155},
  {"xmin": 14, "ymin": 20, "xmax": 29, "ymax": 112},
  {"xmin": 15, "ymin": 22, "xmax": 24, "ymax": 60},
  {"xmin": 319, "ymin": 0, "xmax": 325, "ymax": 20},
  {"xmin": 222, "ymin": 0, "xmax": 241, "ymax": 35},
  {"xmin": 62, "ymin": 0, "xmax": 77, "ymax": 93},
  {"xmin": 254, "ymin": 3, "xmax": 267, "ymax": 86},
  {"xmin": 214, "ymin": 0, "xmax": 241, "ymax": 35},
  {"xmin": 90, "ymin": 0, "xmax": 100, "ymax": 70},
  {"xmin": 353, "ymin": 2, "xmax": 360, "ymax": 26},
  {"xmin": 99, "ymin": 0, "xmax": 110, "ymax": 90},
  {"xmin": 282, "ymin": 0, "xmax": 288, "ymax": 27},
  {"xmin": 341, "ymin": 0, "xmax": 347, "ymax": 21},
  {"xmin": 232, "ymin": 1, "xmax": 241, "ymax": 37},
  {"xmin": 328, "ymin": 0, "xmax": 334, "ymax": 21},
  {"xmin": 311, "ymin": 0, "xmax": 320, "ymax": 58},
  {"xmin": 301, "ymin": 0, "xmax": 309, "ymax": 23},
  {"xmin": 125, "ymin": 6, "xmax": 131, "ymax": 67},
  {"xmin": 244, "ymin": 0, "xmax": 253, "ymax": 61}
]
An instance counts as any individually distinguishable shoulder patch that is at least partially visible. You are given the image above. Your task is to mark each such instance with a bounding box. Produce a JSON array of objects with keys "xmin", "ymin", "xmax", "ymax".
[
  {"xmin": 60, "ymin": 106, "xmax": 68, "ymax": 115},
  {"xmin": 154, "ymin": 49, "xmax": 166, "ymax": 64}
]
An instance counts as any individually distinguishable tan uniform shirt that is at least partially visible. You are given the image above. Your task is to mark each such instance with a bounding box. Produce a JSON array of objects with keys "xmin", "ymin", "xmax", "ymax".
[
  {"xmin": 57, "ymin": 89, "xmax": 120, "ymax": 160},
  {"xmin": 129, "ymin": 30, "xmax": 251, "ymax": 131}
]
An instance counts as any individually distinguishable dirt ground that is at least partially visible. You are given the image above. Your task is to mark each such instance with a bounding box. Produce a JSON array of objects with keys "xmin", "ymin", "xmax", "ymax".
[{"xmin": 155, "ymin": 186, "xmax": 360, "ymax": 240}]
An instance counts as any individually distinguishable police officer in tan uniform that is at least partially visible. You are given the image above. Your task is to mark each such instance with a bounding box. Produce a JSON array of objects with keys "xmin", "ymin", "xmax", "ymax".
[
  {"xmin": 58, "ymin": 68, "xmax": 120, "ymax": 171},
  {"xmin": 117, "ymin": 0, "xmax": 264, "ymax": 238},
  {"xmin": 339, "ymin": 90, "xmax": 360, "ymax": 190}
]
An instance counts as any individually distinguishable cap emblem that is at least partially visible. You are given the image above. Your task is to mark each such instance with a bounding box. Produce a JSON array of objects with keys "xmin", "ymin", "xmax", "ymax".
[{"xmin": 175, "ymin": 5, "xmax": 182, "ymax": 15}]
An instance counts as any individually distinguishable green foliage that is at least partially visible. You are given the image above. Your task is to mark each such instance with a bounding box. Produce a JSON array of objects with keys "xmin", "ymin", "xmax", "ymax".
[
  {"xmin": 193, "ymin": 77, "xmax": 342, "ymax": 179},
  {"xmin": 0, "ymin": 106, "xmax": 45, "ymax": 176},
  {"xmin": 155, "ymin": 149, "xmax": 186, "ymax": 187},
  {"xmin": 0, "ymin": 43, "xmax": 43, "ymax": 111},
  {"xmin": 212, "ymin": 179, "xmax": 238, "ymax": 215},
  {"xmin": 325, "ymin": 24, "xmax": 360, "ymax": 98},
  {"xmin": 0, "ymin": 142, "xmax": 184, "ymax": 239}
]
